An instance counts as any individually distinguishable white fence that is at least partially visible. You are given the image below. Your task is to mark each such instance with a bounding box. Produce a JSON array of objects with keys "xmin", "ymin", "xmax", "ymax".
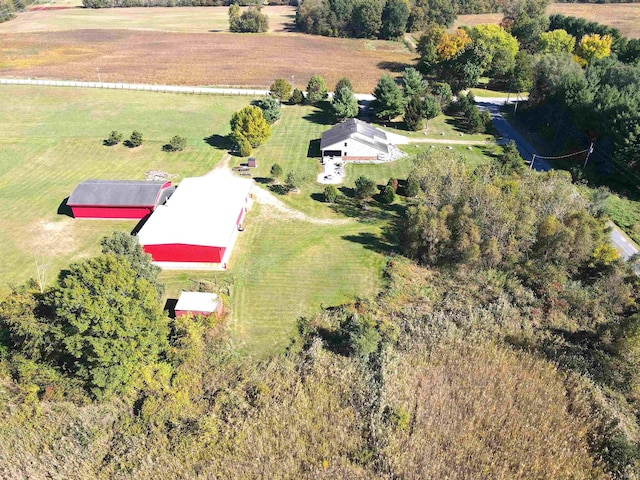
[{"xmin": 0, "ymin": 78, "xmax": 270, "ymax": 96}]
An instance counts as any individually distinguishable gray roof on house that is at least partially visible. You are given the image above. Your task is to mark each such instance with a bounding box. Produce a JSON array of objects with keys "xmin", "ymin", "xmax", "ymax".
[
  {"xmin": 320, "ymin": 118, "xmax": 389, "ymax": 153},
  {"xmin": 68, "ymin": 180, "xmax": 169, "ymax": 207}
]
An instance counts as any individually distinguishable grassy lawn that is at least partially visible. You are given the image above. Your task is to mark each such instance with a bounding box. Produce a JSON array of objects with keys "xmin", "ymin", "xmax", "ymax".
[
  {"xmin": 163, "ymin": 203, "xmax": 388, "ymax": 357},
  {"xmin": 375, "ymin": 114, "xmax": 494, "ymax": 142},
  {"xmin": 1, "ymin": 5, "xmax": 296, "ymax": 34},
  {"xmin": 0, "ymin": 85, "xmax": 255, "ymax": 292}
]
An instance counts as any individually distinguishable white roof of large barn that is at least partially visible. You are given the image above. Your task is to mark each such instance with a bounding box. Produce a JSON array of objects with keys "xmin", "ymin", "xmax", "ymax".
[
  {"xmin": 137, "ymin": 171, "xmax": 252, "ymax": 248},
  {"xmin": 175, "ymin": 291, "xmax": 219, "ymax": 312}
]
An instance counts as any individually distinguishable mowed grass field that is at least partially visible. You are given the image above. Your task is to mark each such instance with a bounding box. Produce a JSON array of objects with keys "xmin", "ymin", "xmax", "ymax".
[
  {"xmin": 456, "ymin": 3, "xmax": 640, "ymax": 39},
  {"xmin": 0, "ymin": 85, "xmax": 254, "ymax": 290},
  {"xmin": 0, "ymin": 85, "xmax": 392, "ymax": 357},
  {"xmin": 0, "ymin": 6, "xmax": 415, "ymax": 92},
  {"xmin": 7, "ymin": 5, "xmax": 296, "ymax": 33}
]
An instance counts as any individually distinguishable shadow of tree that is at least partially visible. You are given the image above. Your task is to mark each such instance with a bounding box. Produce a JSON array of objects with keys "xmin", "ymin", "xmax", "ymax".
[
  {"xmin": 254, "ymin": 177, "xmax": 272, "ymax": 185},
  {"xmin": 303, "ymin": 103, "xmax": 334, "ymax": 125},
  {"xmin": 58, "ymin": 197, "xmax": 73, "ymax": 217},
  {"xmin": 342, "ymin": 231, "xmax": 397, "ymax": 255},
  {"xmin": 204, "ymin": 134, "xmax": 231, "ymax": 150},
  {"xmin": 377, "ymin": 61, "xmax": 409, "ymax": 74}
]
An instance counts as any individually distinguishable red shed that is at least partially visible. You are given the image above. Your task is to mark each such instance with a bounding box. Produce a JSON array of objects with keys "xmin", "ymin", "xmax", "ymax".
[
  {"xmin": 175, "ymin": 291, "xmax": 223, "ymax": 318},
  {"xmin": 136, "ymin": 172, "xmax": 252, "ymax": 269},
  {"xmin": 68, "ymin": 180, "xmax": 174, "ymax": 219}
]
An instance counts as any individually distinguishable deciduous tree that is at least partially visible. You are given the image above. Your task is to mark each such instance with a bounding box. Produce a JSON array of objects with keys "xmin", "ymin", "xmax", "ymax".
[
  {"xmin": 537, "ymin": 29, "xmax": 576, "ymax": 54},
  {"xmin": 380, "ymin": 0, "xmax": 409, "ymax": 40},
  {"xmin": 48, "ymin": 254, "xmax": 169, "ymax": 399},
  {"xmin": 306, "ymin": 75, "xmax": 328, "ymax": 105},
  {"xmin": 269, "ymin": 78, "xmax": 292, "ymax": 102},
  {"xmin": 575, "ymin": 33, "xmax": 612, "ymax": 65},
  {"xmin": 230, "ymin": 105, "xmax": 271, "ymax": 148}
]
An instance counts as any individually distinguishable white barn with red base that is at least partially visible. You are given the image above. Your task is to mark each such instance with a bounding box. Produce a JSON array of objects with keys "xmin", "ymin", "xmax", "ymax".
[
  {"xmin": 175, "ymin": 291, "xmax": 223, "ymax": 318},
  {"xmin": 136, "ymin": 171, "xmax": 252, "ymax": 270}
]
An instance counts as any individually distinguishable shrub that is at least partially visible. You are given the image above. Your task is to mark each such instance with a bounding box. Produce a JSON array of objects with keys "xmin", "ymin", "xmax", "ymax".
[
  {"xmin": 129, "ymin": 130, "xmax": 143, "ymax": 147},
  {"xmin": 104, "ymin": 130, "xmax": 123, "ymax": 146},
  {"xmin": 290, "ymin": 88, "xmax": 304, "ymax": 105},
  {"xmin": 355, "ymin": 176, "xmax": 376, "ymax": 200},
  {"xmin": 285, "ymin": 171, "xmax": 303, "ymax": 191},
  {"xmin": 270, "ymin": 163, "xmax": 283, "ymax": 179},
  {"xmin": 381, "ymin": 185, "xmax": 396, "ymax": 204},
  {"xmin": 165, "ymin": 135, "xmax": 187, "ymax": 152},
  {"xmin": 323, "ymin": 185, "xmax": 339, "ymax": 203},
  {"xmin": 405, "ymin": 175, "xmax": 420, "ymax": 197}
]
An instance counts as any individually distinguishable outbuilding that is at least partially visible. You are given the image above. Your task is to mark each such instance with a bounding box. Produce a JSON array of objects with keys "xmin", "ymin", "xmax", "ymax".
[
  {"xmin": 136, "ymin": 171, "xmax": 252, "ymax": 269},
  {"xmin": 175, "ymin": 291, "xmax": 223, "ymax": 318},
  {"xmin": 68, "ymin": 179, "xmax": 174, "ymax": 219},
  {"xmin": 320, "ymin": 118, "xmax": 393, "ymax": 163}
]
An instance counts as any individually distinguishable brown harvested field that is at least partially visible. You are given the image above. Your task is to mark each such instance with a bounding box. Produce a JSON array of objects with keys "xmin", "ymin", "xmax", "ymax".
[
  {"xmin": 0, "ymin": 30, "xmax": 414, "ymax": 91},
  {"xmin": 456, "ymin": 3, "xmax": 640, "ymax": 38}
]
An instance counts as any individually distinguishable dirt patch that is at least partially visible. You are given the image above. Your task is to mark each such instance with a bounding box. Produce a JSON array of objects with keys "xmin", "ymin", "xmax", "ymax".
[
  {"xmin": 0, "ymin": 29, "xmax": 416, "ymax": 92},
  {"xmin": 29, "ymin": 218, "xmax": 77, "ymax": 256}
]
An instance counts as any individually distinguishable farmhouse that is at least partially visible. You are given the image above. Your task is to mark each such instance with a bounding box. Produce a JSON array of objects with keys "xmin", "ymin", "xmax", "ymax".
[
  {"xmin": 136, "ymin": 171, "xmax": 252, "ymax": 269},
  {"xmin": 175, "ymin": 291, "xmax": 223, "ymax": 318},
  {"xmin": 320, "ymin": 118, "xmax": 402, "ymax": 163},
  {"xmin": 68, "ymin": 179, "xmax": 174, "ymax": 219}
]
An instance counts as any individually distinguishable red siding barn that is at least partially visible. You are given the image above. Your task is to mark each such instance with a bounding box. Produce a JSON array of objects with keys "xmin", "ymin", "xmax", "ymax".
[
  {"xmin": 68, "ymin": 180, "xmax": 174, "ymax": 219},
  {"xmin": 136, "ymin": 172, "xmax": 252, "ymax": 269},
  {"xmin": 175, "ymin": 291, "xmax": 223, "ymax": 318}
]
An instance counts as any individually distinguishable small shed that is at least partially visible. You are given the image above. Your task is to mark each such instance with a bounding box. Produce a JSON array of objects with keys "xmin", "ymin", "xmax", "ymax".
[
  {"xmin": 68, "ymin": 179, "xmax": 174, "ymax": 219},
  {"xmin": 175, "ymin": 291, "xmax": 223, "ymax": 318},
  {"xmin": 247, "ymin": 157, "xmax": 257, "ymax": 168}
]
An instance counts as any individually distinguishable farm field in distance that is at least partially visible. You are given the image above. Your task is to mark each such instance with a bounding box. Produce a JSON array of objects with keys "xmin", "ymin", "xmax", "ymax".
[
  {"xmin": 456, "ymin": 2, "xmax": 640, "ymax": 39},
  {"xmin": 0, "ymin": 6, "xmax": 415, "ymax": 92}
]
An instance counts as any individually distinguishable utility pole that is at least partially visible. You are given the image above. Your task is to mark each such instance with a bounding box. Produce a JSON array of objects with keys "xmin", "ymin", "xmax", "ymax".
[
  {"xmin": 291, "ymin": 75, "xmax": 295, "ymax": 90},
  {"xmin": 582, "ymin": 142, "xmax": 594, "ymax": 169},
  {"xmin": 96, "ymin": 67, "xmax": 101, "ymax": 83},
  {"xmin": 530, "ymin": 153, "xmax": 536, "ymax": 170}
]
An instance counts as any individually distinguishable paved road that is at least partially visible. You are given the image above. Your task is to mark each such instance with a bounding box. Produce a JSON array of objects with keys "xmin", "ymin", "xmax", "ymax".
[
  {"xmin": 475, "ymin": 97, "xmax": 551, "ymax": 172},
  {"xmin": 608, "ymin": 221, "xmax": 640, "ymax": 261},
  {"xmin": 476, "ymin": 97, "xmax": 639, "ymax": 261}
]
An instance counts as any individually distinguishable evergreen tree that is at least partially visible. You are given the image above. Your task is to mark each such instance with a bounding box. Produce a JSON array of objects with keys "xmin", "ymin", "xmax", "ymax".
[
  {"xmin": 402, "ymin": 67, "xmax": 428, "ymax": 98},
  {"xmin": 332, "ymin": 86, "xmax": 359, "ymax": 121},
  {"xmin": 404, "ymin": 95, "xmax": 425, "ymax": 131},
  {"xmin": 373, "ymin": 75, "xmax": 405, "ymax": 121},
  {"xmin": 255, "ymin": 96, "xmax": 281, "ymax": 124}
]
